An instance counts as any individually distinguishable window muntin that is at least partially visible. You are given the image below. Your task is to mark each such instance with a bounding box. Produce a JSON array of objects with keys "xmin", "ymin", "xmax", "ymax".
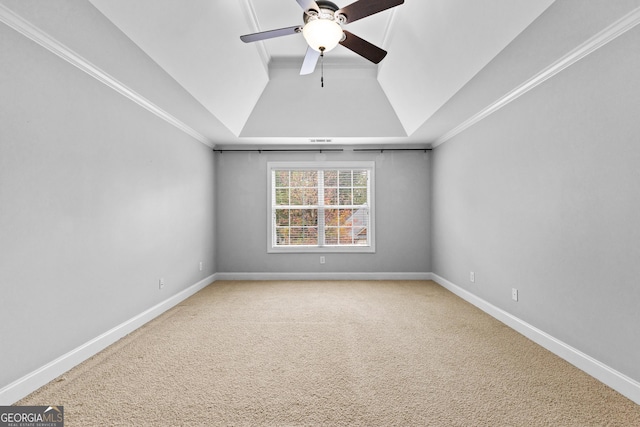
[{"xmin": 268, "ymin": 162, "xmax": 375, "ymax": 253}]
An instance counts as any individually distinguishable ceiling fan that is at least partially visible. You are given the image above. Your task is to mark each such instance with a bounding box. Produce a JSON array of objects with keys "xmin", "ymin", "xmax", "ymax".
[{"xmin": 240, "ymin": 0, "xmax": 404, "ymax": 75}]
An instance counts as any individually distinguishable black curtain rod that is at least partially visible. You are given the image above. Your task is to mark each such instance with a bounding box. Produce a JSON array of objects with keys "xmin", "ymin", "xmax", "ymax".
[
  {"xmin": 213, "ymin": 149, "xmax": 344, "ymax": 153},
  {"xmin": 353, "ymin": 148, "xmax": 432, "ymax": 152},
  {"xmin": 212, "ymin": 148, "xmax": 431, "ymax": 153}
]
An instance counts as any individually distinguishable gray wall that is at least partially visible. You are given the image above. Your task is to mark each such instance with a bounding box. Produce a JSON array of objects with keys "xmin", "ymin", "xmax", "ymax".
[
  {"xmin": 431, "ymin": 15, "xmax": 640, "ymax": 382},
  {"xmin": 0, "ymin": 8, "xmax": 216, "ymax": 389},
  {"xmin": 3, "ymin": 0, "xmax": 639, "ymax": 402},
  {"xmin": 240, "ymin": 64, "xmax": 405, "ymax": 138},
  {"xmin": 215, "ymin": 150, "xmax": 431, "ymax": 275}
]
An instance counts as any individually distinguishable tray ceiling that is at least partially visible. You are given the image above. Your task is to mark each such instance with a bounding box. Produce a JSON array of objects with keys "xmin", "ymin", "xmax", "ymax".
[{"xmin": 86, "ymin": 0, "xmax": 555, "ymax": 146}]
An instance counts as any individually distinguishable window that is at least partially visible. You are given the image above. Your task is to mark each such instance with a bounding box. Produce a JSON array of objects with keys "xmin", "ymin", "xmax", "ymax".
[{"xmin": 268, "ymin": 161, "xmax": 375, "ymax": 253}]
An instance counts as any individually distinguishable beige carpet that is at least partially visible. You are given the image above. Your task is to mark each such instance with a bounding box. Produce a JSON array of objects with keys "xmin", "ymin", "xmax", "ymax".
[{"xmin": 18, "ymin": 280, "xmax": 640, "ymax": 426}]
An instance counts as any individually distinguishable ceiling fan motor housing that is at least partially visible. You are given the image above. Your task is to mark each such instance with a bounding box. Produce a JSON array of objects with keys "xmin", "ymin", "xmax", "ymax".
[{"xmin": 303, "ymin": 1, "xmax": 344, "ymax": 24}]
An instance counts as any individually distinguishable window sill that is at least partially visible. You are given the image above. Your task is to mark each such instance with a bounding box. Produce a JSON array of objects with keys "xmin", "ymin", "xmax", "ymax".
[{"xmin": 268, "ymin": 245, "xmax": 375, "ymax": 254}]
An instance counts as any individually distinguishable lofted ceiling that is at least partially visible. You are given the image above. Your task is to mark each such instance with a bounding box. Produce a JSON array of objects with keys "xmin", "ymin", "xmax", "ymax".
[{"xmin": 86, "ymin": 0, "xmax": 556, "ymax": 147}]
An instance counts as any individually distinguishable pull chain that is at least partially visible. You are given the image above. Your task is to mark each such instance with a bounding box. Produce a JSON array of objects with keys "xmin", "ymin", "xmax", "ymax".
[{"xmin": 320, "ymin": 47, "xmax": 325, "ymax": 88}]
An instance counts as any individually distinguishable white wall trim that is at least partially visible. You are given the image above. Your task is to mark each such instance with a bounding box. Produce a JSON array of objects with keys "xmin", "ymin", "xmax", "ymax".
[
  {"xmin": 432, "ymin": 6, "xmax": 640, "ymax": 148},
  {"xmin": 431, "ymin": 273, "xmax": 640, "ymax": 406},
  {"xmin": 215, "ymin": 272, "xmax": 433, "ymax": 281},
  {"xmin": 0, "ymin": 274, "xmax": 215, "ymax": 406},
  {"xmin": 5, "ymin": 271, "xmax": 638, "ymax": 406},
  {"xmin": 376, "ymin": 8, "xmax": 399, "ymax": 78},
  {"xmin": 0, "ymin": 3, "xmax": 214, "ymax": 148},
  {"xmin": 240, "ymin": 0, "xmax": 270, "ymax": 74}
]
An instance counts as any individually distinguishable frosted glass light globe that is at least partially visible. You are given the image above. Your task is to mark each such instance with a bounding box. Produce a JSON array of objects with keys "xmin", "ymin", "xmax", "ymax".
[{"xmin": 302, "ymin": 19, "xmax": 343, "ymax": 52}]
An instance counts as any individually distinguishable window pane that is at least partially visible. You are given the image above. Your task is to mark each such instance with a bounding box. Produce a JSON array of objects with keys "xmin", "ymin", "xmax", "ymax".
[
  {"xmin": 276, "ymin": 227, "xmax": 289, "ymax": 245},
  {"xmin": 325, "ymin": 227, "xmax": 338, "ymax": 245},
  {"xmin": 303, "ymin": 209, "xmax": 318, "ymax": 226},
  {"xmin": 290, "ymin": 188, "xmax": 304, "ymax": 205},
  {"xmin": 304, "ymin": 188, "xmax": 318, "ymax": 205},
  {"xmin": 305, "ymin": 227, "xmax": 318, "ymax": 244},
  {"xmin": 353, "ymin": 170, "xmax": 367, "ymax": 187},
  {"xmin": 354, "ymin": 227, "xmax": 367, "ymax": 244},
  {"xmin": 325, "ymin": 208, "xmax": 339, "ymax": 226},
  {"xmin": 290, "ymin": 209, "xmax": 317, "ymax": 226},
  {"xmin": 339, "ymin": 171, "xmax": 352, "ymax": 187},
  {"xmin": 275, "ymin": 209, "xmax": 289, "ymax": 226},
  {"xmin": 350, "ymin": 207, "xmax": 368, "ymax": 228},
  {"xmin": 324, "ymin": 170, "xmax": 338, "ymax": 187},
  {"xmin": 339, "ymin": 188, "xmax": 352, "ymax": 205},
  {"xmin": 275, "ymin": 171, "xmax": 289, "ymax": 187},
  {"xmin": 353, "ymin": 188, "xmax": 367, "ymax": 205},
  {"xmin": 275, "ymin": 189, "xmax": 289, "ymax": 205},
  {"xmin": 289, "ymin": 210, "xmax": 304, "ymax": 226},
  {"xmin": 290, "ymin": 227, "xmax": 304, "ymax": 245},
  {"xmin": 339, "ymin": 208, "xmax": 353, "ymax": 226},
  {"xmin": 289, "ymin": 227, "xmax": 318, "ymax": 245},
  {"xmin": 291, "ymin": 170, "xmax": 317, "ymax": 187},
  {"xmin": 290, "ymin": 188, "xmax": 318, "ymax": 205},
  {"xmin": 339, "ymin": 227, "xmax": 353, "ymax": 244},
  {"xmin": 324, "ymin": 187, "xmax": 338, "ymax": 206}
]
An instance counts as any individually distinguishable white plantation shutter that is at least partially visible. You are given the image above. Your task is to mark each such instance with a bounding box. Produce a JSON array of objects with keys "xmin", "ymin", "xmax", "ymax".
[{"xmin": 268, "ymin": 162, "xmax": 375, "ymax": 253}]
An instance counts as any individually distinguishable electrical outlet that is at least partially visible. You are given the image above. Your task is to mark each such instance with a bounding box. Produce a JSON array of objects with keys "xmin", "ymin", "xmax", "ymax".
[
  {"xmin": 320, "ymin": 256, "xmax": 326, "ymax": 264},
  {"xmin": 512, "ymin": 288, "xmax": 518, "ymax": 301},
  {"xmin": 470, "ymin": 272, "xmax": 475, "ymax": 283},
  {"xmin": 199, "ymin": 261, "xmax": 203, "ymax": 271},
  {"xmin": 159, "ymin": 278, "xmax": 164, "ymax": 290}
]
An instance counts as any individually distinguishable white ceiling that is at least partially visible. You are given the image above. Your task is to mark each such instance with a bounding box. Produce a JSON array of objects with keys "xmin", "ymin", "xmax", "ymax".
[{"xmin": 87, "ymin": 0, "xmax": 556, "ymax": 147}]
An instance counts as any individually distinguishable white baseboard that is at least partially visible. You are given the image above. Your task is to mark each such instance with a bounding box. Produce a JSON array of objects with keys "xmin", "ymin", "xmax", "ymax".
[
  {"xmin": 0, "ymin": 274, "xmax": 215, "ymax": 405},
  {"xmin": 214, "ymin": 272, "xmax": 433, "ymax": 281},
  {"xmin": 431, "ymin": 273, "xmax": 640, "ymax": 406},
  {"xmin": 6, "ymin": 272, "xmax": 637, "ymax": 407}
]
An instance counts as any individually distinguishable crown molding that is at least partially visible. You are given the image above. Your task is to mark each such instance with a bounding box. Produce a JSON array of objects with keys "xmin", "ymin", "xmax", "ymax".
[
  {"xmin": 376, "ymin": 7, "xmax": 399, "ymax": 77},
  {"xmin": 240, "ymin": 0, "xmax": 270, "ymax": 74},
  {"xmin": 432, "ymin": 6, "xmax": 640, "ymax": 148},
  {"xmin": 0, "ymin": 3, "xmax": 214, "ymax": 148}
]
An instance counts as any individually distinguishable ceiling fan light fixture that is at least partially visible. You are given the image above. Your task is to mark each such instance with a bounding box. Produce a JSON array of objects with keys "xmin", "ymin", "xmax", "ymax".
[{"xmin": 302, "ymin": 18, "xmax": 343, "ymax": 52}]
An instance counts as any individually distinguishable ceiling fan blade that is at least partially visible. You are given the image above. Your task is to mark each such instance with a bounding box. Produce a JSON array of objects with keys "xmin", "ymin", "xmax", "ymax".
[
  {"xmin": 336, "ymin": 0, "xmax": 404, "ymax": 24},
  {"xmin": 339, "ymin": 30, "xmax": 387, "ymax": 64},
  {"xmin": 296, "ymin": 0, "xmax": 320, "ymax": 13},
  {"xmin": 300, "ymin": 46, "xmax": 321, "ymax": 75},
  {"xmin": 240, "ymin": 25, "xmax": 302, "ymax": 43}
]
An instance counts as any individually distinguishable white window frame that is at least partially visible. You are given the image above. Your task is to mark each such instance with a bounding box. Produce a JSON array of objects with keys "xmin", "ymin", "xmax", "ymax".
[{"xmin": 267, "ymin": 161, "xmax": 375, "ymax": 253}]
